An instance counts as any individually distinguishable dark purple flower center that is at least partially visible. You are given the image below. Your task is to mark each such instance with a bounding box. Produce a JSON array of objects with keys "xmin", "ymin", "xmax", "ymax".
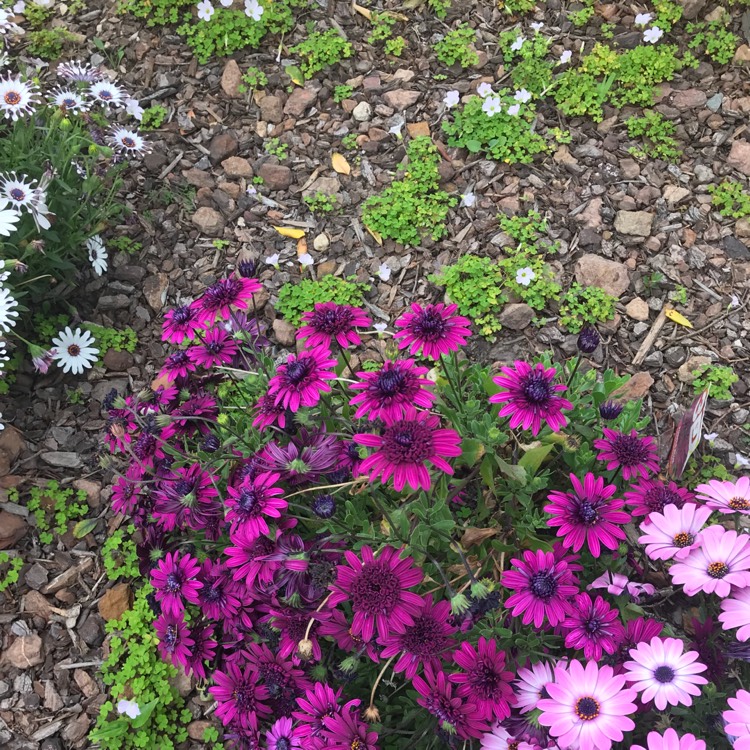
[
  {"xmin": 350, "ymin": 562, "xmax": 401, "ymax": 615},
  {"xmin": 276, "ymin": 739, "xmax": 291, "ymax": 750},
  {"xmin": 202, "ymin": 278, "xmax": 242, "ymax": 312},
  {"xmin": 310, "ymin": 306, "xmax": 353, "ymax": 334},
  {"xmin": 424, "ymin": 693, "xmax": 462, "ymax": 729},
  {"xmin": 411, "ymin": 308, "xmax": 447, "ymax": 342},
  {"xmin": 400, "ymin": 615, "xmax": 444, "ymax": 657},
  {"xmin": 62, "ymin": 97, "xmax": 77, "ymax": 108},
  {"xmin": 5, "ymin": 91, "xmax": 21, "ymax": 105},
  {"xmin": 122, "ymin": 136, "xmax": 136, "ymax": 149},
  {"xmin": 284, "ymin": 357, "xmax": 313, "ymax": 385},
  {"xmin": 163, "ymin": 625, "xmax": 177, "ymax": 650},
  {"xmin": 610, "ymin": 434, "xmax": 650, "ymax": 467},
  {"xmin": 643, "ymin": 485, "xmax": 684, "ymax": 513},
  {"xmin": 165, "ymin": 573, "xmax": 182, "ymax": 592},
  {"xmin": 575, "ymin": 696, "xmax": 599, "ymax": 721},
  {"xmin": 654, "ymin": 665, "xmax": 675, "ymax": 683},
  {"xmin": 375, "ymin": 368, "xmax": 406, "ymax": 396},
  {"xmin": 529, "ymin": 571, "xmax": 557, "ymax": 601},
  {"xmin": 521, "ymin": 372, "xmax": 553, "ymax": 405},
  {"xmin": 234, "ymin": 682, "xmax": 257, "ymax": 712},
  {"xmin": 98, "ymin": 89, "xmax": 113, "ymax": 100},
  {"xmin": 708, "ymin": 562, "xmax": 729, "ymax": 579},
  {"xmin": 576, "ymin": 500, "xmax": 599, "ymax": 526},
  {"xmin": 238, "ymin": 487, "xmax": 259, "ymax": 512},
  {"xmin": 172, "ymin": 305, "xmax": 192, "ymax": 324},
  {"xmin": 469, "ymin": 660, "xmax": 503, "ymax": 699},
  {"xmin": 202, "ymin": 584, "xmax": 222, "ymax": 603},
  {"xmin": 584, "ymin": 617, "xmax": 602, "ymax": 635},
  {"xmin": 9, "ymin": 187, "xmax": 24, "ymax": 201},
  {"xmin": 174, "ymin": 479, "xmax": 194, "ymax": 498},
  {"xmin": 166, "ymin": 350, "xmax": 190, "ymax": 367},
  {"xmin": 311, "ymin": 494, "xmax": 335, "ymax": 518},
  {"xmin": 206, "ymin": 339, "xmax": 224, "ymax": 354},
  {"xmin": 382, "ymin": 421, "xmax": 433, "ymax": 464}
]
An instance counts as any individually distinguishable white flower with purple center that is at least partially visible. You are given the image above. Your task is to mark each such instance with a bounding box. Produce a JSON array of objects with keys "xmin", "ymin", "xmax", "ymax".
[
  {"xmin": 0, "ymin": 199, "xmax": 20, "ymax": 238},
  {"xmin": 514, "ymin": 88, "xmax": 532, "ymax": 103},
  {"xmin": 515, "ymin": 267, "xmax": 535, "ymax": 286},
  {"xmin": 0, "ymin": 75, "xmax": 38, "ymax": 120},
  {"xmin": 58, "ymin": 60, "xmax": 102, "ymax": 83},
  {"xmin": 643, "ymin": 26, "xmax": 664, "ymax": 44},
  {"xmin": 108, "ymin": 127, "xmax": 150, "ymax": 155},
  {"xmin": 476, "ymin": 81, "xmax": 493, "ymax": 98},
  {"xmin": 88, "ymin": 80, "xmax": 127, "ymax": 108},
  {"xmin": 197, "ymin": 0, "xmax": 214, "ymax": 21},
  {"xmin": 482, "ymin": 96, "xmax": 503, "ymax": 117},
  {"xmin": 634, "ymin": 12, "xmax": 653, "ymax": 26},
  {"xmin": 86, "ymin": 235, "xmax": 108, "ymax": 276},
  {"xmin": 0, "ymin": 286, "xmax": 18, "ymax": 333},
  {"xmin": 49, "ymin": 88, "xmax": 89, "ymax": 112},
  {"xmin": 443, "ymin": 89, "xmax": 460, "ymax": 108},
  {"xmin": 244, "ymin": 0, "xmax": 263, "ymax": 20}
]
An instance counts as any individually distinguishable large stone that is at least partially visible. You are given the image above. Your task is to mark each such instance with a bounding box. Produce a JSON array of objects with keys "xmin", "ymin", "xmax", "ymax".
[
  {"xmin": 284, "ymin": 87, "xmax": 318, "ymax": 117},
  {"xmin": 259, "ymin": 95, "xmax": 284, "ymax": 123},
  {"xmin": 734, "ymin": 44, "xmax": 750, "ymax": 63},
  {"xmin": 220, "ymin": 59, "xmax": 243, "ymax": 98},
  {"xmin": 724, "ymin": 236, "xmax": 750, "ymax": 260},
  {"xmin": 302, "ymin": 175, "xmax": 341, "ymax": 200},
  {"xmin": 574, "ymin": 254, "xmax": 631, "ymax": 297},
  {"xmin": 182, "ymin": 168, "xmax": 214, "ymax": 189},
  {"xmin": 663, "ymin": 185, "xmax": 690, "ymax": 206},
  {"xmin": 625, "ymin": 297, "xmax": 650, "ymax": 321},
  {"xmin": 0, "ymin": 511, "xmax": 27, "ymax": 550},
  {"xmin": 209, "ymin": 131, "xmax": 239, "ymax": 165},
  {"xmin": 143, "ymin": 272, "xmax": 170, "ymax": 312},
  {"xmin": 727, "ymin": 139, "xmax": 750, "ymax": 176},
  {"xmin": 40, "ymin": 452, "xmax": 81, "ymax": 469},
  {"xmin": 352, "ymin": 101, "xmax": 372, "ymax": 122},
  {"xmin": 62, "ymin": 714, "xmax": 90, "ymax": 744},
  {"xmin": 221, "ymin": 156, "xmax": 253, "ymax": 179},
  {"xmin": 678, "ymin": 355, "xmax": 712, "ymax": 384},
  {"xmin": 272, "ymin": 319, "xmax": 297, "ymax": 347},
  {"xmin": 258, "ymin": 162, "xmax": 292, "ymax": 191},
  {"xmin": 383, "ymin": 89, "xmax": 421, "ymax": 110},
  {"xmin": 610, "ymin": 371, "xmax": 655, "ymax": 401},
  {"xmin": 98, "ymin": 583, "xmax": 132, "ymax": 622},
  {"xmin": 102, "ymin": 349, "xmax": 134, "ymax": 371},
  {"xmin": 499, "ymin": 303, "xmax": 535, "ymax": 330},
  {"xmin": 2, "ymin": 634, "xmax": 43, "ymax": 668},
  {"xmin": 191, "ymin": 207, "xmax": 225, "ymax": 237},
  {"xmin": 188, "ymin": 721, "xmax": 213, "ymax": 741},
  {"xmin": 679, "ymin": 0, "xmax": 707, "ymax": 19},
  {"xmin": 672, "ymin": 89, "xmax": 707, "ymax": 109},
  {"xmin": 614, "ymin": 210, "xmax": 654, "ymax": 237}
]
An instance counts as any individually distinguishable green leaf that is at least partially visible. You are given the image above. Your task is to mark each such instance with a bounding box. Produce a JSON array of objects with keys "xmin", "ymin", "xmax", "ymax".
[
  {"xmin": 518, "ymin": 443, "xmax": 554, "ymax": 474},
  {"xmin": 72, "ymin": 517, "xmax": 99, "ymax": 539},
  {"xmin": 460, "ymin": 438, "xmax": 485, "ymax": 466},
  {"xmin": 465, "ymin": 139, "xmax": 482, "ymax": 152},
  {"xmin": 284, "ymin": 64, "xmax": 305, "ymax": 86},
  {"xmin": 495, "ymin": 457, "xmax": 527, "ymax": 486},
  {"xmin": 480, "ymin": 454, "xmax": 495, "ymax": 489}
]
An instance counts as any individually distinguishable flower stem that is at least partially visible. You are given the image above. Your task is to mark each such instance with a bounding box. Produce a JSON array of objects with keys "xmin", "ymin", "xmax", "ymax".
[{"xmin": 369, "ymin": 654, "xmax": 397, "ymax": 711}]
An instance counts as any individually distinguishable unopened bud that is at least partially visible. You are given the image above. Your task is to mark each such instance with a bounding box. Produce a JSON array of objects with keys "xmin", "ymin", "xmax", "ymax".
[
  {"xmin": 297, "ymin": 639, "xmax": 314, "ymax": 660},
  {"xmin": 450, "ymin": 593, "xmax": 470, "ymax": 616},
  {"xmin": 363, "ymin": 705, "xmax": 380, "ymax": 723}
]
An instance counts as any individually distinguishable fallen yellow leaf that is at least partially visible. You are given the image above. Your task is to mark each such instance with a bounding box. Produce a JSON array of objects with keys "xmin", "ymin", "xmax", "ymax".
[
  {"xmin": 365, "ymin": 225, "xmax": 383, "ymax": 246},
  {"xmin": 352, "ymin": 2, "xmax": 372, "ymax": 19},
  {"xmin": 331, "ymin": 152, "xmax": 351, "ymax": 175},
  {"xmin": 273, "ymin": 226, "xmax": 306, "ymax": 239},
  {"xmin": 665, "ymin": 308, "xmax": 693, "ymax": 328}
]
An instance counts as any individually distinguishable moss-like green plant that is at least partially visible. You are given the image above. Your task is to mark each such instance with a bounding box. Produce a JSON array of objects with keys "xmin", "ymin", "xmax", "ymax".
[
  {"xmin": 291, "ymin": 29, "xmax": 353, "ymax": 77},
  {"xmin": 140, "ymin": 104, "xmax": 168, "ymax": 131},
  {"xmin": 686, "ymin": 16, "xmax": 738, "ymax": 64},
  {"xmin": 27, "ymin": 27, "xmax": 79, "ymax": 59},
  {"xmin": 0, "ymin": 552, "xmax": 23, "ymax": 593},
  {"xmin": 692, "ymin": 364, "xmax": 738, "ymax": 400},
  {"xmin": 102, "ymin": 525, "xmax": 140, "ymax": 581},
  {"xmin": 333, "ymin": 84, "xmax": 354, "ymax": 103},
  {"xmin": 558, "ymin": 283, "xmax": 616, "ymax": 332},
  {"xmin": 277, "ymin": 275, "xmax": 369, "ymax": 326},
  {"xmin": 434, "ymin": 23, "xmax": 479, "ymax": 68},
  {"xmin": 626, "ymin": 111, "xmax": 680, "ymax": 162},
  {"xmin": 304, "ymin": 192, "xmax": 337, "ymax": 214},
  {"xmin": 15, "ymin": 481, "xmax": 88, "ymax": 546},
  {"xmin": 708, "ymin": 180, "xmax": 750, "ymax": 219}
]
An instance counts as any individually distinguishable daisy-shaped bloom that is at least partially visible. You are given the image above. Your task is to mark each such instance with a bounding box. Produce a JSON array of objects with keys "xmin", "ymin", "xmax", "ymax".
[
  {"xmin": 719, "ymin": 586, "xmax": 750, "ymax": 641},
  {"xmin": 625, "ymin": 477, "xmax": 694, "ymax": 517},
  {"xmin": 268, "ymin": 346, "xmax": 337, "ymax": 411},
  {"xmin": 670, "ymin": 525, "xmax": 750, "ymax": 597},
  {"xmin": 354, "ymin": 406, "xmax": 461, "ymax": 491},
  {"xmin": 643, "ymin": 26, "xmax": 664, "ymax": 43},
  {"xmin": 1, "ymin": 172, "xmax": 38, "ymax": 212},
  {"xmin": 696, "ymin": 476, "xmax": 750, "ymax": 514},
  {"xmin": 210, "ymin": 661, "xmax": 272, "ymax": 731},
  {"xmin": 0, "ymin": 200, "xmax": 19, "ymax": 237},
  {"xmin": 588, "ymin": 571, "xmax": 655, "ymax": 601},
  {"xmin": 562, "ymin": 593, "xmax": 624, "ymax": 661},
  {"xmin": 245, "ymin": 0, "xmax": 264, "ymax": 20},
  {"xmin": 108, "ymin": 126, "xmax": 150, "ymax": 155},
  {"xmin": 159, "ymin": 349, "xmax": 197, "ymax": 382},
  {"xmin": 321, "ymin": 709, "xmax": 379, "ymax": 750},
  {"xmin": 515, "ymin": 266, "xmax": 535, "ymax": 286},
  {"xmin": 50, "ymin": 326, "xmax": 99, "ymax": 374},
  {"xmin": 86, "ymin": 234, "xmax": 107, "ymax": 276},
  {"xmin": 514, "ymin": 660, "xmax": 557, "ymax": 713},
  {"xmin": 538, "ymin": 660, "xmax": 637, "ymax": 750},
  {"xmin": 514, "ymin": 88, "xmax": 532, "ymax": 103},
  {"xmin": 191, "ymin": 274, "xmax": 261, "ymax": 325},
  {"xmin": 154, "ymin": 613, "xmax": 193, "ymax": 668},
  {"xmin": 413, "ymin": 665, "xmax": 490, "ymax": 739},
  {"xmin": 476, "ymin": 81, "xmax": 493, "ymax": 97},
  {"xmin": 293, "ymin": 683, "xmax": 351, "ymax": 744},
  {"xmin": 444, "ymin": 89, "xmax": 460, "ymax": 107},
  {"xmin": 187, "ymin": 327, "xmax": 238, "ymax": 369},
  {"xmin": 545, "ymin": 472, "xmax": 630, "ymax": 557},
  {"xmin": 48, "ymin": 88, "xmax": 88, "ymax": 112},
  {"xmin": 489, "ymin": 361, "xmax": 572, "ymax": 436},
  {"xmin": 152, "ymin": 464, "xmax": 221, "ymax": 532},
  {"xmin": 393, "ymin": 302, "xmax": 471, "ymax": 359},
  {"xmin": 88, "ymin": 80, "xmax": 127, "ymax": 108},
  {"xmin": 266, "ymin": 717, "xmax": 301, "ymax": 750},
  {"xmin": 450, "ymin": 637, "xmax": 516, "ymax": 722},
  {"xmin": 328, "ymin": 544, "xmax": 423, "ymax": 642},
  {"xmin": 251, "ymin": 393, "xmax": 287, "ymax": 431},
  {"xmin": 600, "ymin": 399, "xmax": 623, "ymax": 420},
  {"xmin": 225, "ymin": 471, "xmax": 286, "ymax": 537},
  {"xmin": 197, "ymin": 0, "xmax": 214, "ymax": 21},
  {"xmin": 0, "ymin": 75, "xmax": 38, "ymax": 120},
  {"xmin": 186, "ymin": 622, "xmax": 217, "ymax": 681},
  {"xmin": 559, "ymin": 49, "xmax": 573, "ymax": 64},
  {"xmin": 480, "ymin": 726, "xmax": 534, "ymax": 750},
  {"xmin": 724, "ymin": 689, "xmax": 750, "ymax": 750},
  {"xmin": 634, "ymin": 12, "xmax": 653, "ymax": 26},
  {"xmin": 638, "ymin": 503, "xmax": 712, "ymax": 561},
  {"xmin": 57, "ymin": 60, "xmax": 102, "ymax": 83},
  {"xmin": 162, "ymin": 304, "xmax": 202, "ymax": 344},
  {"xmin": 379, "ymin": 594, "xmax": 456, "ymax": 679},
  {"xmin": 297, "ymin": 302, "xmax": 372, "ymax": 349},
  {"xmin": 503, "ymin": 548, "xmax": 579, "ymax": 628},
  {"xmin": 150, "ymin": 550, "xmax": 203, "ymax": 618},
  {"xmin": 624, "ymin": 636, "xmax": 708, "ymax": 710},
  {"xmin": 594, "ymin": 428, "xmax": 660, "ymax": 480},
  {"xmin": 482, "ymin": 95, "xmax": 503, "ymax": 116},
  {"xmin": 631, "ymin": 729, "xmax": 706, "ymax": 750},
  {"xmin": 349, "ymin": 358, "xmax": 435, "ymax": 421}
]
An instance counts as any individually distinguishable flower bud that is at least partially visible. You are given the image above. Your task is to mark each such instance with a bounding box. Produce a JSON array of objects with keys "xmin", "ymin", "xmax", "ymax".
[
  {"xmin": 297, "ymin": 638, "xmax": 314, "ymax": 660},
  {"xmin": 363, "ymin": 705, "xmax": 381, "ymax": 723},
  {"xmin": 577, "ymin": 325, "xmax": 600, "ymax": 354},
  {"xmin": 450, "ymin": 593, "xmax": 470, "ymax": 615},
  {"xmin": 599, "ymin": 400, "xmax": 623, "ymax": 420}
]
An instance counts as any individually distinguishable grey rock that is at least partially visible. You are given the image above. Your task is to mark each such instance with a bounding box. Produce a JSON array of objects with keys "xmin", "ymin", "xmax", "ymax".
[
  {"xmin": 272, "ymin": 318, "xmax": 297, "ymax": 347},
  {"xmin": 633, "ymin": 322, "xmax": 650, "ymax": 336},
  {"xmin": 498, "ymin": 303, "xmax": 535, "ymax": 330},
  {"xmin": 732, "ymin": 408, "xmax": 750, "ymax": 425},
  {"xmin": 257, "ymin": 162, "xmax": 292, "ymax": 191},
  {"xmin": 614, "ymin": 210, "xmax": 654, "ymax": 237},
  {"xmin": 302, "ymin": 175, "xmax": 341, "ymax": 200},
  {"xmin": 693, "ymin": 164, "xmax": 714, "ymax": 183},
  {"xmin": 352, "ymin": 101, "xmax": 372, "ymax": 122},
  {"xmin": 191, "ymin": 207, "xmax": 225, "ymax": 238},
  {"xmin": 644, "ymin": 351, "xmax": 664, "ymax": 368},
  {"xmin": 40, "ymin": 452, "xmax": 81, "ymax": 469},
  {"xmin": 665, "ymin": 346, "xmax": 686, "ymax": 367},
  {"xmin": 260, "ymin": 95, "xmax": 284, "ymax": 123},
  {"xmin": 724, "ymin": 236, "xmax": 750, "ymax": 260},
  {"xmin": 97, "ymin": 294, "xmax": 130, "ymax": 310},
  {"xmin": 25, "ymin": 563, "xmax": 49, "ymax": 591},
  {"xmin": 706, "ymin": 93, "xmax": 723, "ymax": 111}
]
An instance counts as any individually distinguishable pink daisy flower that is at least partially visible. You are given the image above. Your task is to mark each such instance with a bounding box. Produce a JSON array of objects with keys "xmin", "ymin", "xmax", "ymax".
[
  {"xmin": 696, "ymin": 476, "xmax": 750, "ymax": 514},
  {"xmin": 719, "ymin": 587, "xmax": 750, "ymax": 641},
  {"xmin": 669, "ymin": 525, "xmax": 750, "ymax": 597},
  {"xmin": 328, "ymin": 545, "xmax": 423, "ymax": 642},
  {"xmin": 514, "ymin": 660, "xmax": 557, "ymax": 714},
  {"xmin": 594, "ymin": 428, "xmax": 660, "ymax": 480},
  {"xmin": 190, "ymin": 274, "xmax": 261, "ymax": 325},
  {"xmin": 321, "ymin": 707, "xmax": 379, "ymax": 750},
  {"xmin": 266, "ymin": 717, "xmax": 302, "ymax": 750},
  {"xmin": 162, "ymin": 304, "xmax": 203, "ymax": 344},
  {"xmin": 624, "ymin": 477, "xmax": 694, "ymax": 517},
  {"xmin": 638, "ymin": 503, "xmax": 712, "ymax": 561},
  {"xmin": 187, "ymin": 327, "xmax": 238, "ymax": 369},
  {"xmin": 251, "ymin": 393, "xmax": 288, "ymax": 431},
  {"xmin": 268, "ymin": 346, "xmax": 338, "ymax": 411},
  {"xmin": 318, "ymin": 608, "xmax": 380, "ymax": 662},
  {"xmin": 159, "ymin": 349, "xmax": 197, "ymax": 382},
  {"xmin": 225, "ymin": 471, "xmax": 287, "ymax": 537},
  {"xmin": 154, "ymin": 613, "xmax": 193, "ymax": 668},
  {"xmin": 631, "ymin": 728, "xmax": 706, "ymax": 750},
  {"xmin": 538, "ymin": 660, "xmax": 637, "ymax": 750},
  {"xmin": 348, "ymin": 358, "xmax": 436, "ymax": 421},
  {"xmin": 724, "ymin": 689, "xmax": 750, "ymax": 750},
  {"xmin": 480, "ymin": 725, "xmax": 534, "ymax": 750},
  {"xmin": 544, "ymin": 472, "xmax": 630, "ymax": 557},
  {"xmin": 587, "ymin": 571, "xmax": 655, "ymax": 601},
  {"xmin": 393, "ymin": 302, "xmax": 471, "ymax": 359},
  {"xmin": 354, "ymin": 406, "xmax": 461, "ymax": 491},
  {"xmin": 503, "ymin": 548, "xmax": 579, "ymax": 628},
  {"xmin": 562, "ymin": 593, "xmax": 624, "ymax": 661},
  {"xmin": 624, "ymin": 636, "xmax": 708, "ymax": 710},
  {"xmin": 150, "ymin": 550, "xmax": 203, "ymax": 618},
  {"xmin": 292, "ymin": 683, "xmax": 352, "ymax": 745},
  {"xmin": 209, "ymin": 661, "xmax": 272, "ymax": 731},
  {"xmin": 297, "ymin": 302, "xmax": 372, "ymax": 349},
  {"xmin": 489, "ymin": 361, "xmax": 572, "ymax": 436}
]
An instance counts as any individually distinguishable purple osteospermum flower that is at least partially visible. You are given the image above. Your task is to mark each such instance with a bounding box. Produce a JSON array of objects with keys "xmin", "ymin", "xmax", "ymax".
[
  {"xmin": 489, "ymin": 361, "xmax": 572, "ymax": 436},
  {"xmin": 638, "ymin": 503, "xmax": 712, "ymax": 561},
  {"xmin": 162, "ymin": 304, "xmax": 203, "ymax": 344},
  {"xmin": 514, "ymin": 660, "xmax": 557, "ymax": 714},
  {"xmin": 562, "ymin": 593, "xmax": 624, "ymax": 661},
  {"xmin": 318, "ymin": 608, "xmax": 380, "ymax": 662},
  {"xmin": 152, "ymin": 464, "xmax": 220, "ymax": 532},
  {"xmin": 695, "ymin": 476, "xmax": 750, "ymax": 514},
  {"xmin": 720, "ymin": 587, "xmax": 750, "ymax": 641},
  {"xmin": 450, "ymin": 637, "xmax": 516, "ymax": 722},
  {"xmin": 197, "ymin": 559, "xmax": 240, "ymax": 621},
  {"xmin": 257, "ymin": 429, "xmax": 340, "ymax": 485},
  {"xmin": 251, "ymin": 393, "xmax": 288, "ymax": 431},
  {"xmin": 328, "ymin": 544, "xmax": 423, "ymax": 642},
  {"xmin": 354, "ymin": 406, "xmax": 461, "ymax": 491},
  {"xmin": 349, "ymin": 358, "xmax": 436, "ymax": 421},
  {"xmin": 503, "ymin": 548, "xmax": 579, "ymax": 628},
  {"xmin": 159, "ymin": 349, "xmax": 197, "ymax": 382},
  {"xmin": 209, "ymin": 661, "xmax": 272, "ymax": 731},
  {"xmin": 266, "ymin": 717, "xmax": 302, "ymax": 750},
  {"xmin": 538, "ymin": 660, "xmax": 637, "ymax": 750},
  {"xmin": 297, "ymin": 302, "xmax": 372, "ymax": 349},
  {"xmin": 624, "ymin": 636, "xmax": 708, "ymax": 710},
  {"xmin": 545, "ymin": 472, "xmax": 630, "ymax": 557},
  {"xmin": 393, "ymin": 302, "xmax": 471, "ymax": 359},
  {"xmin": 599, "ymin": 400, "xmax": 623, "ymax": 420},
  {"xmin": 154, "ymin": 613, "xmax": 193, "ymax": 668},
  {"xmin": 187, "ymin": 623, "xmax": 217, "ymax": 680},
  {"xmin": 225, "ymin": 526, "xmax": 276, "ymax": 589},
  {"xmin": 150, "ymin": 551, "xmax": 202, "ymax": 617},
  {"xmin": 379, "ymin": 594, "xmax": 456, "ymax": 679},
  {"xmin": 625, "ymin": 477, "xmax": 694, "ymax": 517},
  {"xmin": 724, "ymin": 689, "xmax": 750, "ymax": 750},
  {"xmin": 321, "ymin": 708, "xmax": 379, "ymax": 750},
  {"xmin": 631, "ymin": 729, "xmax": 706, "ymax": 750},
  {"xmin": 267, "ymin": 605, "xmax": 326, "ymax": 662},
  {"xmin": 594, "ymin": 428, "xmax": 660, "ymax": 480},
  {"xmin": 480, "ymin": 725, "xmax": 535, "ymax": 750},
  {"xmin": 225, "ymin": 471, "xmax": 287, "ymax": 537},
  {"xmin": 670, "ymin": 525, "xmax": 750, "ymax": 598},
  {"xmin": 188, "ymin": 327, "xmax": 238, "ymax": 369},
  {"xmin": 268, "ymin": 346, "xmax": 337, "ymax": 411},
  {"xmin": 111, "ymin": 464, "xmax": 144, "ymax": 515},
  {"xmin": 244, "ymin": 641, "xmax": 312, "ymax": 715},
  {"xmin": 413, "ymin": 665, "xmax": 490, "ymax": 739},
  {"xmin": 191, "ymin": 275, "xmax": 262, "ymax": 325},
  {"xmin": 293, "ymin": 683, "xmax": 354, "ymax": 744}
]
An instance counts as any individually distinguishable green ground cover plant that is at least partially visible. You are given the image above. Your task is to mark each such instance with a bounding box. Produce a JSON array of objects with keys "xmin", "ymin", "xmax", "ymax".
[
  {"xmin": 14, "ymin": 481, "xmax": 88, "ymax": 545},
  {"xmin": 276, "ymin": 275, "xmax": 369, "ymax": 326},
  {"xmin": 686, "ymin": 16, "xmax": 738, "ymax": 64},
  {"xmin": 626, "ymin": 111, "xmax": 680, "ymax": 162},
  {"xmin": 692, "ymin": 363, "xmax": 739, "ymax": 400},
  {"xmin": 434, "ymin": 23, "xmax": 479, "ymax": 68},
  {"xmin": 290, "ymin": 28, "xmax": 353, "ymax": 77},
  {"xmin": 558, "ymin": 282, "xmax": 617, "ymax": 332},
  {"xmin": 708, "ymin": 180, "xmax": 750, "ymax": 218}
]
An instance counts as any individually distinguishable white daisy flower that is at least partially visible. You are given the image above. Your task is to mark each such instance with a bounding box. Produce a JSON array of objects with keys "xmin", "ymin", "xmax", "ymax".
[
  {"xmin": 49, "ymin": 88, "xmax": 89, "ymax": 113},
  {"xmin": 443, "ymin": 89, "xmax": 460, "ymax": 108},
  {"xmin": 514, "ymin": 88, "xmax": 532, "ymax": 103},
  {"xmin": 108, "ymin": 126, "xmax": 150, "ymax": 155},
  {"xmin": 643, "ymin": 26, "xmax": 663, "ymax": 44},
  {"xmin": 461, "ymin": 191, "xmax": 476, "ymax": 207},
  {"xmin": 197, "ymin": 0, "xmax": 214, "ymax": 21},
  {"xmin": 125, "ymin": 98, "xmax": 144, "ymax": 121},
  {"xmin": 0, "ymin": 413, "xmax": 4, "ymax": 432},
  {"xmin": 86, "ymin": 234, "xmax": 108, "ymax": 276},
  {"xmin": 515, "ymin": 266, "xmax": 536, "ymax": 286},
  {"xmin": 57, "ymin": 60, "xmax": 102, "ymax": 83},
  {"xmin": 0, "ymin": 199, "xmax": 20, "ymax": 237},
  {"xmin": 559, "ymin": 50, "xmax": 573, "ymax": 65},
  {"xmin": 634, "ymin": 12, "xmax": 653, "ymax": 26},
  {"xmin": 244, "ymin": 0, "xmax": 263, "ymax": 20},
  {"xmin": 299, "ymin": 252, "xmax": 314, "ymax": 267},
  {"xmin": 88, "ymin": 80, "xmax": 127, "ymax": 108},
  {"xmin": 220, "ymin": 0, "xmax": 233, "ymax": 5},
  {"xmin": 265, "ymin": 253, "xmax": 280, "ymax": 267},
  {"xmin": 510, "ymin": 35, "xmax": 525, "ymax": 52},
  {"xmin": 0, "ymin": 75, "xmax": 38, "ymax": 121},
  {"xmin": 0, "ymin": 7, "xmax": 22, "ymax": 36},
  {"xmin": 0, "ymin": 286, "xmax": 19, "ymax": 333},
  {"xmin": 476, "ymin": 82, "xmax": 493, "ymax": 98},
  {"xmin": 506, "ymin": 103, "xmax": 521, "ymax": 116},
  {"xmin": 482, "ymin": 96, "xmax": 503, "ymax": 117},
  {"xmin": 116, "ymin": 700, "xmax": 141, "ymax": 719},
  {"xmin": 377, "ymin": 262, "xmax": 391, "ymax": 281},
  {"xmin": 530, "ymin": 21, "xmax": 544, "ymax": 31},
  {"xmin": 373, "ymin": 322, "xmax": 388, "ymax": 332},
  {"xmin": 0, "ymin": 172, "xmax": 38, "ymax": 211},
  {"xmin": 51, "ymin": 326, "xmax": 99, "ymax": 374}
]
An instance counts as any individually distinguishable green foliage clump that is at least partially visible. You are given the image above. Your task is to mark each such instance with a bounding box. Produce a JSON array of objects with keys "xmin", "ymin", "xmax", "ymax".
[
  {"xmin": 368, "ymin": 12, "xmax": 398, "ymax": 47},
  {"xmin": 692, "ymin": 363, "xmax": 738, "ymax": 400},
  {"xmin": 239, "ymin": 66, "xmax": 268, "ymax": 92},
  {"xmin": 569, "ymin": 4, "xmax": 595, "ymax": 27},
  {"xmin": 653, "ymin": 0, "xmax": 683, "ymax": 30},
  {"xmin": 428, "ymin": 0, "xmax": 451, "ymax": 18},
  {"xmin": 102, "ymin": 525, "xmax": 140, "ymax": 581},
  {"xmin": 442, "ymin": 94, "xmax": 547, "ymax": 164},
  {"xmin": 291, "ymin": 29, "xmax": 353, "ymax": 77},
  {"xmin": 27, "ymin": 27, "xmax": 79, "ymax": 59},
  {"xmin": 19, "ymin": 481, "xmax": 88, "ymax": 545},
  {"xmin": 361, "ymin": 137, "xmax": 456, "ymax": 246},
  {"xmin": 683, "ymin": 453, "xmax": 731, "ymax": 486},
  {"xmin": 558, "ymin": 283, "xmax": 616, "ymax": 332},
  {"xmin": 341, "ymin": 133, "xmax": 358, "ymax": 150},
  {"xmin": 626, "ymin": 111, "xmax": 680, "ymax": 162},
  {"xmin": 109, "ymin": 236, "xmax": 143, "ymax": 255},
  {"xmin": 333, "ymin": 84, "xmax": 354, "ymax": 103},
  {"xmin": 687, "ymin": 17, "xmax": 739, "ymax": 65},
  {"xmin": 87, "ymin": 324, "xmax": 138, "ymax": 354},
  {"xmin": 0, "ymin": 552, "xmax": 23, "ymax": 593},
  {"xmin": 90, "ymin": 586, "xmax": 193, "ymax": 750},
  {"xmin": 23, "ymin": 1, "xmax": 54, "ymax": 27},
  {"xmin": 118, "ymin": 0, "xmax": 193, "ymax": 26},
  {"xmin": 434, "ymin": 23, "xmax": 479, "ymax": 68},
  {"xmin": 497, "ymin": 0, "xmax": 535, "ymax": 14},
  {"xmin": 277, "ymin": 275, "xmax": 369, "ymax": 326},
  {"xmin": 140, "ymin": 104, "xmax": 168, "ymax": 131},
  {"xmin": 264, "ymin": 137, "xmax": 288, "ymax": 160},
  {"xmin": 553, "ymin": 70, "xmax": 611, "ymax": 122},
  {"xmin": 708, "ymin": 180, "xmax": 750, "ymax": 219},
  {"xmin": 385, "ymin": 35, "xmax": 407, "ymax": 56},
  {"xmin": 499, "ymin": 210, "xmax": 549, "ymax": 246},
  {"xmin": 498, "ymin": 29, "xmax": 553, "ymax": 95},
  {"xmin": 304, "ymin": 192, "xmax": 337, "ymax": 214}
]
